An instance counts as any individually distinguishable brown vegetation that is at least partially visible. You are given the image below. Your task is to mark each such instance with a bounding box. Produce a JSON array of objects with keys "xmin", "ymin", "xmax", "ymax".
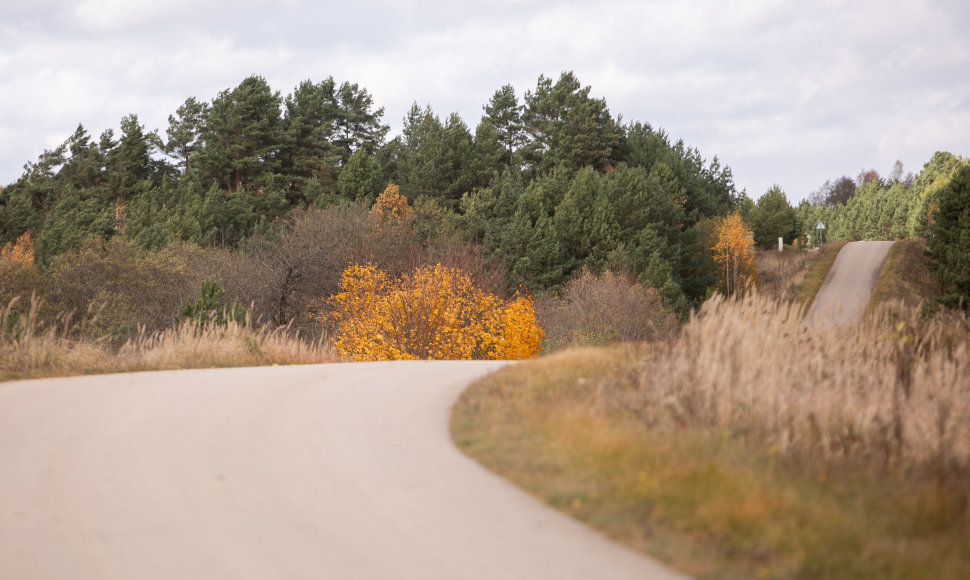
[
  {"xmin": 535, "ymin": 269, "xmax": 677, "ymax": 351},
  {"xmin": 754, "ymin": 246, "xmax": 813, "ymax": 303},
  {"xmin": 1, "ymin": 295, "xmax": 332, "ymax": 382},
  {"xmin": 867, "ymin": 237, "xmax": 940, "ymax": 317},
  {"xmin": 454, "ymin": 290, "xmax": 970, "ymax": 579}
]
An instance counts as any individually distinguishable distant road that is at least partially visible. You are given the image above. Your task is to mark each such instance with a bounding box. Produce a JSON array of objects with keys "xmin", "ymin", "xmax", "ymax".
[
  {"xmin": 804, "ymin": 240, "xmax": 895, "ymax": 328},
  {"xmin": 0, "ymin": 363, "xmax": 687, "ymax": 580}
]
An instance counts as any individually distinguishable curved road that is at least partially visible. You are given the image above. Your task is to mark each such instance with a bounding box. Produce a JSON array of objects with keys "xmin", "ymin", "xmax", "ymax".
[
  {"xmin": 804, "ymin": 240, "xmax": 895, "ymax": 328},
  {"xmin": 0, "ymin": 363, "xmax": 686, "ymax": 579}
]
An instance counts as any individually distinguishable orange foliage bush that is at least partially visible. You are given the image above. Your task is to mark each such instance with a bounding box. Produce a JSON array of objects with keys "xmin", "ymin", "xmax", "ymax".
[
  {"xmin": 0, "ymin": 232, "xmax": 35, "ymax": 266},
  {"xmin": 327, "ymin": 263, "xmax": 543, "ymax": 361},
  {"xmin": 369, "ymin": 183, "xmax": 412, "ymax": 226},
  {"xmin": 712, "ymin": 212, "xmax": 756, "ymax": 295}
]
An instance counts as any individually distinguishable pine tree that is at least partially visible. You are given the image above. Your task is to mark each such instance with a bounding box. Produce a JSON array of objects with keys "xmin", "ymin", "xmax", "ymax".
[
  {"xmin": 483, "ymin": 84, "xmax": 524, "ymax": 169},
  {"xmin": 165, "ymin": 97, "xmax": 208, "ymax": 175},
  {"xmin": 521, "ymin": 72, "xmax": 620, "ymax": 177},
  {"xmin": 928, "ymin": 164, "xmax": 970, "ymax": 309},
  {"xmin": 749, "ymin": 186, "xmax": 799, "ymax": 248},
  {"xmin": 200, "ymin": 76, "xmax": 283, "ymax": 194}
]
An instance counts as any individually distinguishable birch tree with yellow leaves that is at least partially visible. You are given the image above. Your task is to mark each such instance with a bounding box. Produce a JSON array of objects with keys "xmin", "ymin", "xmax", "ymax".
[{"xmin": 712, "ymin": 212, "xmax": 756, "ymax": 296}]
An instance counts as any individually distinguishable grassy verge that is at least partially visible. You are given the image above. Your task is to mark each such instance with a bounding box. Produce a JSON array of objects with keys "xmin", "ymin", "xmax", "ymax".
[
  {"xmin": 795, "ymin": 240, "xmax": 849, "ymax": 308},
  {"xmin": 1, "ymin": 297, "xmax": 333, "ymax": 382},
  {"xmin": 867, "ymin": 238, "xmax": 939, "ymax": 317},
  {"xmin": 755, "ymin": 247, "xmax": 813, "ymax": 303},
  {"xmin": 452, "ymin": 294, "xmax": 970, "ymax": 579}
]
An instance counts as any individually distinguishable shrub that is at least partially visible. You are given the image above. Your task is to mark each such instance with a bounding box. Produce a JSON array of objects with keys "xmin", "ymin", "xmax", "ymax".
[
  {"xmin": 536, "ymin": 269, "xmax": 677, "ymax": 351},
  {"xmin": 326, "ymin": 263, "xmax": 543, "ymax": 361},
  {"xmin": 0, "ymin": 232, "xmax": 35, "ymax": 266},
  {"xmin": 181, "ymin": 278, "xmax": 247, "ymax": 329},
  {"xmin": 44, "ymin": 237, "xmax": 202, "ymax": 341},
  {"xmin": 0, "ymin": 232, "xmax": 44, "ymax": 318}
]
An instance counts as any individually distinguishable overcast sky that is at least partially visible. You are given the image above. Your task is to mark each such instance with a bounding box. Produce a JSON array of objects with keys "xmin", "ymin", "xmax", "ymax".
[{"xmin": 2, "ymin": 0, "xmax": 968, "ymax": 202}]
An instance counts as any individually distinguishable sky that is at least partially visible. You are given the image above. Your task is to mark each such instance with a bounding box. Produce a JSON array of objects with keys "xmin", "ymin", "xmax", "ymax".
[{"xmin": 1, "ymin": 0, "xmax": 968, "ymax": 202}]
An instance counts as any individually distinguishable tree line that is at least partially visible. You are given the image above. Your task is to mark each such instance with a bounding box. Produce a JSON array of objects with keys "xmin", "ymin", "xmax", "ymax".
[
  {"xmin": 743, "ymin": 152, "xmax": 970, "ymax": 309},
  {"xmin": 3, "ymin": 69, "xmax": 967, "ymax": 337},
  {"xmin": 0, "ymin": 71, "xmax": 739, "ymax": 325}
]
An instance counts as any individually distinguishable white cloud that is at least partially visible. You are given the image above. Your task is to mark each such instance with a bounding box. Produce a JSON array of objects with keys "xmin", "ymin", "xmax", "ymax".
[{"xmin": 1, "ymin": 0, "xmax": 968, "ymax": 201}]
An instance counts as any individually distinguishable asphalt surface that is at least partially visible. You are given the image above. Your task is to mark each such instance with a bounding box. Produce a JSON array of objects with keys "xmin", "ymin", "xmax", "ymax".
[
  {"xmin": 0, "ymin": 362, "xmax": 688, "ymax": 579},
  {"xmin": 804, "ymin": 240, "xmax": 895, "ymax": 328}
]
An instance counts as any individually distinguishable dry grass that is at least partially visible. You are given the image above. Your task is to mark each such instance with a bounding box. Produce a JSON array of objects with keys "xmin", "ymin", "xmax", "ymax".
[
  {"xmin": 634, "ymin": 292, "xmax": 970, "ymax": 479},
  {"xmin": 453, "ymin": 291, "xmax": 970, "ymax": 579},
  {"xmin": 754, "ymin": 247, "xmax": 813, "ymax": 303},
  {"xmin": 868, "ymin": 238, "xmax": 940, "ymax": 318},
  {"xmin": 1, "ymin": 296, "xmax": 334, "ymax": 381}
]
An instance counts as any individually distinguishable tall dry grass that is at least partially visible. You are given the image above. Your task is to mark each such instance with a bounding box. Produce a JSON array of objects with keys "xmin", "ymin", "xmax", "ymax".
[
  {"xmin": 754, "ymin": 247, "xmax": 813, "ymax": 302},
  {"xmin": 1, "ymin": 295, "xmax": 333, "ymax": 381},
  {"xmin": 622, "ymin": 291, "xmax": 970, "ymax": 490}
]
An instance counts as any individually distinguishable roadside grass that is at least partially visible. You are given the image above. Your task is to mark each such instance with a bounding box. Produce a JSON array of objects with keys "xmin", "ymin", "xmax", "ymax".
[
  {"xmin": 452, "ymin": 293, "xmax": 970, "ymax": 580},
  {"xmin": 0, "ymin": 296, "xmax": 334, "ymax": 381},
  {"xmin": 795, "ymin": 240, "xmax": 849, "ymax": 308},
  {"xmin": 867, "ymin": 238, "xmax": 939, "ymax": 317},
  {"xmin": 754, "ymin": 247, "xmax": 813, "ymax": 303}
]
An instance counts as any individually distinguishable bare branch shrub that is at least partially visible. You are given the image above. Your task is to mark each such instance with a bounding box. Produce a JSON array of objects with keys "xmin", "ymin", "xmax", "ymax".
[
  {"xmin": 419, "ymin": 238, "xmax": 507, "ymax": 298},
  {"xmin": 536, "ymin": 269, "xmax": 678, "ymax": 351},
  {"xmin": 234, "ymin": 203, "xmax": 420, "ymax": 339}
]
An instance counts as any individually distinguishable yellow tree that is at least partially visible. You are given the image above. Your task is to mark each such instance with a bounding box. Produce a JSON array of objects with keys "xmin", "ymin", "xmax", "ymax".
[
  {"xmin": 0, "ymin": 232, "xmax": 35, "ymax": 266},
  {"xmin": 712, "ymin": 212, "xmax": 756, "ymax": 296},
  {"xmin": 327, "ymin": 263, "xmax": 543, "ymax": 361},
  {"xmin": 369, "ymin": 183, "xmax": 412, "ymax": 226}
]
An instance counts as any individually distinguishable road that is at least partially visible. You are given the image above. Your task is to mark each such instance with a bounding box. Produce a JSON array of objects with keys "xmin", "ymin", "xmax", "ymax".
[
  {"xmin": 0, "ymin": 362, "xmax": 687, "ymax": 580},
  {"xmin": 804, "ymin": 240, "xmax": 895, "ymax": 328}
]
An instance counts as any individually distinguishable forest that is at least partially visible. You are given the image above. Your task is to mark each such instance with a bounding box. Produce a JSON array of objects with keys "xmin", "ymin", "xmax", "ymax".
[{"xmin": 1, "ymin": 71, "xmax": 968, "ymax": 352}]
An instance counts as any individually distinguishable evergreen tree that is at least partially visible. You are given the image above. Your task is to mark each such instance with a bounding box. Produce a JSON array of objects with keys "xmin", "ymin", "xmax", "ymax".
[
  {"xmin": 200, "ymin": 76, "xmax": 283, "ymax": 194},
  {"xmin": 470, "ymin": 119, "xmax": 504, "ymax": 188},
  {"xmin": 280, "ymin": 78, "xmax": 387, "ymax": 205},
  {"xmin": 337, "ymin": 148, "xmax": 385, "ymax": 204},
  {"xmin": 0, "ymin": 186, "xmax": 41, "ymax": 245},
  {"xmin": 59, "ymin": 125, "xmax": 108, "ymax": 191},
  {"xmin": 332, "ymin": 80, "xmax": 389, "ymax": 161},
  {"xmin": 748, "ymin": 186, "xmax": 799, "ymax": 248},
  {"xmin": 927, "ymin": 164, "xmax": 970, "ymax": 309},
  {"xmin": 165, "ymin": 97, "xmax": 208, "ymax": 176},
  {"xmin": 107, "ymin": 114, "xmax": 156, "ymax": 204},
  {"xmin": 483, "ymin": 84, "xmax": 524, "ymax": 170},
  {"xmin": 440, "ymin": 113, "xmax": 476, "ymax": 205},
  {"xmin": 36, "ymin": 188, "xmax": 115, "ymax": 266},
  {"xmin": 281, "ymin": 78, "xmax": 342, "ymax": 202},
  {"xmin": 395, "ymin": 104, "xmax": 447, "ymax": 203},
  {"xmin": 521, "ymin": 72, "xmax": 620, "ymax": 177}
]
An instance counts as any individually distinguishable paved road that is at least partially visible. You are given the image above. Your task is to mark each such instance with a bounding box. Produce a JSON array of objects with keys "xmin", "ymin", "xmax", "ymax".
[
  {"xmin": 804, "ymin": 240, "xmax": 895, "ymax": 328},
  {"xmin": 0, "ymin": 363, "xmax": 687, "ymax": 580}
]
